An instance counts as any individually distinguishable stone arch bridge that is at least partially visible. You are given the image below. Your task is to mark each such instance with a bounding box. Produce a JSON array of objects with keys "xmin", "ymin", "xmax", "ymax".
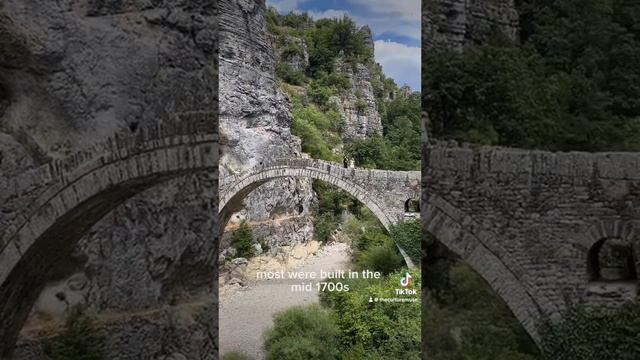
[
  {"xmin": 423, "ymin": 142, "xmax": 640, "ymax": 344},
  {"xmin": 0, "ymin": 121, "xmax": 217, "ymax": 356},
  {"xmin": 219, "ymin": 158, "xmax": 421, "ymax": 264}
]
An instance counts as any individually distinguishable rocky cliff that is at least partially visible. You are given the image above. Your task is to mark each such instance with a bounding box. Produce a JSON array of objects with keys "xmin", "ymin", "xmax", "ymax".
[
  {"xmin": 218, "ymin": 0, "xmax": 315, "ymax": 255},
  {"xmin": 331, "ymin": 56, "xmax": 384, "ymax": 142},
  {"xmin": 424, "ymin": 0, "xmax": 519, "ymax": 52},
  {"xmin": 0, "ymin": 1, "xmax": 218, "ymax": 359}
]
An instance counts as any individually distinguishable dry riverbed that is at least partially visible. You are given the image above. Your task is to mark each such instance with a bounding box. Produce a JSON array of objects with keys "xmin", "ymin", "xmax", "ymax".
[{"xmin": 219, "ymin": 241, "xmax": 352, "ymax": 359}]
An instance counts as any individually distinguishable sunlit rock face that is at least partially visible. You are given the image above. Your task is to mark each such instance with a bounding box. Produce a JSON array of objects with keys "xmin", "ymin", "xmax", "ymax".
[{"xmin": 218, "ymin": 0, "xmax": 315, "ymax": 253}]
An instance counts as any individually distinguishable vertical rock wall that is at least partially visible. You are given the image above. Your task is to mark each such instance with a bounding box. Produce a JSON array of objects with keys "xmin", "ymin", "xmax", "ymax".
[
  {"xmin": 424, "ymin": 0, "xmax": 519, "ymax": 52},
  {"xmin": 334, "ymin": 57, "xmax": 384, "ymax": 143},
  {"xmin": 219, "ymin": 0, "xmax": 315, "ymax": 253}
]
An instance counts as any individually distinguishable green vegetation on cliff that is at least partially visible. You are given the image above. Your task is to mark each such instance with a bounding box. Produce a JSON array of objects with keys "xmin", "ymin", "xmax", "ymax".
[
  {"xmin": 265, "ymin": 8, "xmax": 421, "ymax": 360},
  {"xmin": 269, "ymin": 8, "xmax": 421, "ymax": 171},
  {"xmin": 425, "ymin": 0, "xmax": 640, "ymax": 151}
]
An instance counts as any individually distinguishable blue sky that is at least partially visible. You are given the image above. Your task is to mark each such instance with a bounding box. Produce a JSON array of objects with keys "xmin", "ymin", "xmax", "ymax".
[{"xmin": 267, "ymin": 0, "xmax": 421, "ymax": 90}]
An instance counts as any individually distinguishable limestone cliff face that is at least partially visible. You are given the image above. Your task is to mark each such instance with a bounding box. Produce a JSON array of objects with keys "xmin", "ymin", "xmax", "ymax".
[
  {"xmin": 424, "ymin": 0, "xmax": 519, "ymax": 52},
  {"xmin": 0, "ymin": 1, "xmax": 217, "ymax": 359},
  {"xmin": 219, "ymin": 0, "xmax": 315, "ymax": 252},
  {"xmin": 332, "ymin": 57, "xmax": 383, "ymax": 142}
]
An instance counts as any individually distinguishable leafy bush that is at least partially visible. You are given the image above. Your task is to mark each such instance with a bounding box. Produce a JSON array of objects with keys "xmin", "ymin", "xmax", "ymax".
[
  {"xmin": 308, "ymin": 83, "xmax": 336, "ymax": 107},
  {"xmin": 540, "ymin": 303, "xmax": 640, "ymax": 360},
  {"xmin": 222, "ymin": 352, "xmax": 253, "ymax": 360},
  {"xmin": 291, "ymin": 104, "xmax": 342, "ymax": 161},
  {"xmin": 276, "ymin": 63, "xmax": 305, "ymax": 85},
  {"xmin": 45, "ymin": 308, "xmax": 105, "ymax": 360},
  {"xmin": 345, "ymin": 93, "xmax": 421, "ymax": 171},
  {"xmin": 355, "ymin": 97, "xmax": 368, "ymax": 113},
  {"xmin": 320, "ymin": 271, "xmax": 421, "ymax": 359},
  {"xmin": 355, "ymin": 240, "xmax": 404, "ymax": 275},
  {"xmin": 313, "ymin": 212, "xmax": 339, "ymax": 243},
  {"xmin": 231, "ymin": 220, "xmax": 255, "ymax": 258},
  {"xmin": 391, "ymin": 220, "xmax": 422, "ymax": 264},
  {"xmin": 311, "ymin": 182, "xmax": 360, "ymax": 243},
  {"xmin": 308, "ymin": 16, "xmax": 372, "ymax": 74},
  {"xmin": 264, "ymin": 306, "xmax": 341, "ymax": 360},
  {"xmin": 258, "ymin": 238, "xmax": 270, "ymax": 254}
]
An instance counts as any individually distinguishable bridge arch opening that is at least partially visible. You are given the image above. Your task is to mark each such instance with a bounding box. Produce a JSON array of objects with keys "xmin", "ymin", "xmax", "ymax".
[
  {"xmin": 221, "ymin": 166, "xmax": 395, "ymax": 233},
  {"xmin": 0, "ymin": 131, "xmax": 216, "ymax": 356},
  {"xmin": 587, "ymin": 238, "xmax": 637, "ymax": 282},
  {"xmin": 405, "ymin": 198, "xmax": 420, "ymax": 213},
  {"xmin": 220, "ymin": 160, "xmax": 420, "ymax": 267},
  {"xmin": 423, "ymin": 193, "xmax": 544, "ymax": 346}
]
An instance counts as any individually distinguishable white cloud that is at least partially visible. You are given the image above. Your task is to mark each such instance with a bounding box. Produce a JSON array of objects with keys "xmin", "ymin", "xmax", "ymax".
[
  {"xmin": 268, "ymin": 0, "xmax": 305, "ymax": 14},
  {"xmin": 307, "ymin": 9, "xmax": 349, "ymax": 20},
  {"xmin": 374, "ymin": 40, "xmax": 421, "ymax": 90},
  {"xmin": 349, "ymin": 0, "xmax": 421, "ymax": 22}
]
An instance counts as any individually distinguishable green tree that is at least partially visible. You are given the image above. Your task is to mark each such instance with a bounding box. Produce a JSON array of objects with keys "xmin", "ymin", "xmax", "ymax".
[
  {"xmin": 356, "ymin": 240, "xmax": 404, "ymax": 275},
  {"xmin": 391, "ymin": 220, "xmax": 422, "ymax": 264},
  {"xmin": 320, "ymin": 271, "xmax": 421, "ymax": 359},
  {"xmin": 45, "ymin": 308, "xmax": 105, "ymax": 360},
  {"xmin": 540, "ymin": 303, "xmax": 640, "ymax": 360},
  {"xmin": 232, "ymin": 220, "xmax": 255, "ymax": 258},
  {"xmin": 264, "ymin": 306, "xmax": 341, "ymax": 360}
]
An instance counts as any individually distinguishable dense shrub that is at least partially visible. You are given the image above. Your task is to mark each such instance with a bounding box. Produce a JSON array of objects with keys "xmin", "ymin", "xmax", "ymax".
[
  {"xmin": 320, "ymin": 271, "xmax": 421, "ymax": 359},
  {"xmin": 311, "ymin": 181, "xmax": 360, "ymax": 243},
  {"xmin": 276, "ymin": 63, "xmax": 305, "ymax": 85},
  {"xmin": 45, "ymin": 308, "xmax": 105, "ymax": 360},
  {"xmin": 391, "ymin": 220, "xmax": 422, "ymax": 264},
  {"xmin": 346, "ymin": 94, "xmax": 421, "ymax": 171},
  {"xmin": 222, "ymin": 352, "xmax": 253, "ymax": 360},
  {"xmin": 264, "ymin": 306, "xmax": 341, "ymax": 360},
  {"xmin": 231, "ymin": 220, "xmax": 254, "ymax": 258},
  {"xmin": 355, "ymin": 240, "xmax": 404, "ymax": 275},
  {"xmin": 540, "ymin": 303, "xmax": 640, "ymax": 360},
  {"xmin": 425, "ymin": 0, "xmax": 640, "ymax": 152}
]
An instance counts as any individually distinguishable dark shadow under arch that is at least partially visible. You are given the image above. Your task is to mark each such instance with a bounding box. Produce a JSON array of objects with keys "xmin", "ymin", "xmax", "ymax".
[{"xmin": 422, "ymin": 193, "xmax": 545, "ymax": 344}]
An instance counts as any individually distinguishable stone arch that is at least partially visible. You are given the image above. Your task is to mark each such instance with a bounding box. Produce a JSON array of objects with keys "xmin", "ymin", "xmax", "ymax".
[
  {"xmin": 405, "ymin": 198, "xmax": 420, "ymax": 213},
  {"xmin": 220, "ymin": 166, "xmax": 393, "ymax": 231},
  {"xmin": 587, "ymin": 238, "xmax": 637, "ymax": 282},
  {"xmin": 422, "ymin": 193, "xmax": 545, "ymax": 344},
  {"xmin": 220, "ymin": 159, "xmax": 420, "ymax": 269},
  {"xmin": 0, "ymin": 131, "xmax": 217, "ymax": 356},
  {"xmin": 581, "ymin": 220, "xmax": 640, "ymax": 282}
]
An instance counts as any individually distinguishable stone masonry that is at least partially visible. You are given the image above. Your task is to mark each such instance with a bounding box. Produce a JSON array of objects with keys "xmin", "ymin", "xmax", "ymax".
[
  {"xmin": 422, "ymin": 140, "xmax": 640, "ymax": 343},
  {"xmin": 220, "ymin": 157, "xmax": 420, "ymax": 232},
  {"xmin": 0, "ymin": 122, "xmax": 218, "ymax": 357}
]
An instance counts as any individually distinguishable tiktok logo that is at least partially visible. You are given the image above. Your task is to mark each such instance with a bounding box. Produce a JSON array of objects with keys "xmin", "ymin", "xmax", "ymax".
[{"xmin": 400, "ymin": 272, "xmax": 412, "ymax": 287}]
